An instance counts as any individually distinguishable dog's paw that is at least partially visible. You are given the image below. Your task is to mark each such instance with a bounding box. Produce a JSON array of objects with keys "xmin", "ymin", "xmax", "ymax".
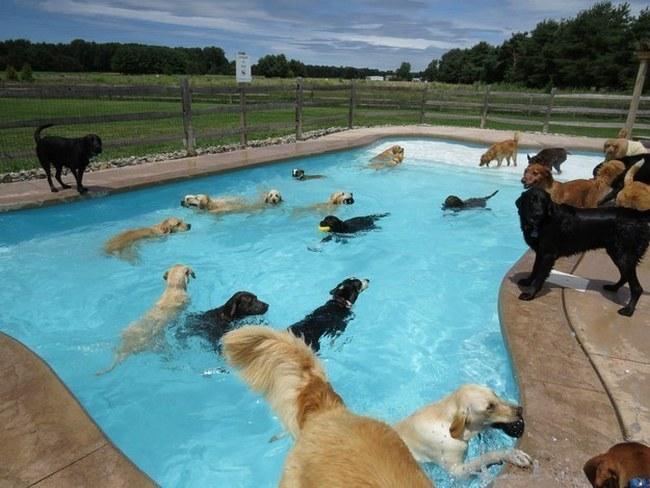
[
  {"xmin": 518, "ymin": 291, "xmax": 535, "ymax": 301},
  {"xmin": 506, "ymin": 449, "xmax": 533, "ymax": 468},
  {"xmin": 517, "ymin": 277, "xmax": 533, "ymax": 286},
  {"xmin": 617, "ymin": 306, "xmax": 634, "ymax": 317}
]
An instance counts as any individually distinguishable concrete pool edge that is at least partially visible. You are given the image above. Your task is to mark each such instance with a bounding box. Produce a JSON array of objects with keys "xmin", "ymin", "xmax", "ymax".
[
  {"xmin": 0, "ymin": 332, "xmax": 156, "ymax": 487},
  {"xmin": 0, "ymin": 125, "xmax": 605, "ymax": 213}
]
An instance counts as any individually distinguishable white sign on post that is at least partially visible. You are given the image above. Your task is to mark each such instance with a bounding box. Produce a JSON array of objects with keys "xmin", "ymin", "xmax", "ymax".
[{"xmin": 236, "ymin": 52, "xmax": 252, "ymax": 83}]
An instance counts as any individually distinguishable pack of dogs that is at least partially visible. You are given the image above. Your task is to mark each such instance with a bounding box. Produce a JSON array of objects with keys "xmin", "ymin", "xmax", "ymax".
[{"xmin": 34, "ymin": 125, "xmax": 650, "ymax": 485}]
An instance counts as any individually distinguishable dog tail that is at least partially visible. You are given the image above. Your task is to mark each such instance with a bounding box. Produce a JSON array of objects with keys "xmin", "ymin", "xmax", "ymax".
[
  {"xmin": 624, "ymin": 160, "xmax": 645, "ymax": 187},
  {"xmin": 513, "ymin": 132, "xmax": 520, "ymax": 144},
  {"xmin": 485, "ymin": 190, "xmax": 499, "ymax": 200},
  {"xmin": 95, "ymin": 354, "xmax": 123, "ymax": 376},
  {"xmin": 222, "ymin": 326, "xmax": 344, "ymax": 438},
  {"xmin": 34, "ymin": 124, "xmax": 54, "ymax": 143}
]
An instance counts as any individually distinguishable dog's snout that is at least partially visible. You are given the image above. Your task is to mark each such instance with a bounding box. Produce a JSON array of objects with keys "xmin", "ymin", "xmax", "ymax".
[{"xmin": 186, "ymin": 223, "xmax": 192, "ymax": 230}]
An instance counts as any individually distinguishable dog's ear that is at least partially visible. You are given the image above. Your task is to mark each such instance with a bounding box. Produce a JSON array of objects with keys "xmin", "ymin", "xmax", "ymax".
[
  {"xmin": 160, "ymin": 222, "xmax": 172, "ymax": 234},
  {"xmin": 186, "ymin": 267, "xmax": 196, "ymax": 279},
  {"xmin": 527, "ymin": 154, "xmax": 531, "ymax": 162},
  {"xmin": 449, "ymin": 411, "xmax": 468, "ymax": 440}
]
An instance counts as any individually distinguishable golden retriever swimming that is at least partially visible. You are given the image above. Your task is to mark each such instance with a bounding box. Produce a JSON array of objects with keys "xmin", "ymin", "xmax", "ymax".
[
  {"xmin": 97, "ymin": 264, "xmax": 195, "ymax": 375},
  {"xmin": 521, "ymin": 160, "xmax": 625, "ymax": 208},
  {"xmin": 104, "ymin": 217, "xmax": 191, "ymax": 261},
  {"xmin": 222, "ymin": 326, "xmax": 433, "ymax": 488},
  {"xmin": 394, "ymin": 384, "xmax": 532, "ymax": 477},
  {"xmin": 292, "ymin": 191, "xmax": 354, "ymax": 216},
  {"xmin": 480, "ymin": 133, "xmax": 519, "ymax": 167},
  {"xmin": 616, "ymin": 160, "xmax": 650, "ymax": 211},
  {"xmin": 368, "ymin": 145, "xmax": 405, "ymax": 169},
  {"xmin": 181, "ymin": 190, "xmax": 282, "ymax": 215}
]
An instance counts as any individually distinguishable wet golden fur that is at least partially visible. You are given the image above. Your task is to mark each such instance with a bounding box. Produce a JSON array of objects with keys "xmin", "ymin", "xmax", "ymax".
[
  {"xmin": 222, "ymin": 327, "xmax": 433, "ymax": 488},
  {"xmin": 521, "ymin": 160, "xmax": 625, "ymax": 208},
  {"xmin": 292, "ymin": 191, "xmax": 354, "ymax": 216},
  {"xmin": 181, "ymin": 190, "xmax": 282, "ymax": 215},
  {"xmin": 97, "ymin": 264, "xmax": 195, "ymax": 374},
  {"xmin": 616, "ymin": 160, "xmax": 650, "ymax": 211},
  {"xmin": 368, "ymin": 145, "xmax": 405, "ymax": 169},
  {"xmin": 480, "ymin": 133, "xmax": 519, "ymax": 167},
  {"xmin": 104, "ymin": 217, "xmax": 190, "ymax": 260}
]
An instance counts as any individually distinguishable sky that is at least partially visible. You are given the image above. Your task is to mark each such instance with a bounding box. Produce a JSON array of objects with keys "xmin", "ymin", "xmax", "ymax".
[{"xmin": 1, "ymin": 0, "xmax": 648, "ymax": 71}]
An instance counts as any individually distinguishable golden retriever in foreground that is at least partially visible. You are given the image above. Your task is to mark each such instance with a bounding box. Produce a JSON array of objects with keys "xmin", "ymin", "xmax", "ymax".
[
  {"xmin": 616, "ymin": 160, "xmax": 650, "ymax": 211},
  {"xmin": 480, "ymin": 133, "xmax": 519, "ymax": 167},
  {"xmin": 292, "ymin": 191, "xmax": 354, "ymax": 216},
  {"xmin": 104, "ymin": 217, "xmax": 191, "ymax": 261},
  {"xmin": 97, "ymin": 264, "xmax": 195, "ymax": 375},
  {"xmin": 521, "ymin": 160, "xmax": 625, "ymax": 208},
  {"xmin": 368, "ymin": 145, "xmax": 405, "ymax": 169},
  {"xmin": 222, "ymin": 326, "xmax": 433, "ymax": 488},
  {"xmin": 180, "ymin": 189, "xmax": 282, "ymax": 215}
]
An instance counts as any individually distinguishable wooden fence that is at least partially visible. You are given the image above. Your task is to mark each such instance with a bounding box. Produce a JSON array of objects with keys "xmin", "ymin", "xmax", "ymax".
[{"xmin": 1, "ymin": 79, "xmax": 649, "ymax": 170}]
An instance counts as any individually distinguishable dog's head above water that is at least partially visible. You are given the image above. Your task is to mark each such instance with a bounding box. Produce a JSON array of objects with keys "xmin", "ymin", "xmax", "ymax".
[
  {"xmin": 292, "ymin": 168, "xmax": 305, "ymax": 179},
  {"xmin": 442, "ymin": 195, "xmax": 464, "ymax": 210},
  {"xmin": 329, "ymin": 278, "xmax": 369, "ymax": 308},
  {"xmin": 181, "ymin": 194, "xmax": 210, "ymax": 209},
  {"xmin": 159, "ymin": 217, "xmax": 191, "ymax": 233},
  {"xmin": 330, "ymin": 191, "xmax": 354, "ymax": 205},
  {"xmin": 163, "ymin": 264, "xmax": 196, "ymax": 289},
  {"xmin": 222, "ymin": 291, "xmax": 269, "ymax": 319},
  {"xmin": 264, "ymin": 189, "xmax": 283, "ymax": 205}
]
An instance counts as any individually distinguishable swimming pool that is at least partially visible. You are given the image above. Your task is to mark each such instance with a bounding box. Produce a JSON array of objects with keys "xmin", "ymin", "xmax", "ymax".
[{"xmin": 0, "ymin": 139, "xmax": 603, "ymax": 487}]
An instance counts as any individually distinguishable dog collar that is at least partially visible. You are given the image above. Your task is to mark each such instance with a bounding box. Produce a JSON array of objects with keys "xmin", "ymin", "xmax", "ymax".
[{"xmin": 332, "ymin": 297, "xmax": 353, "ymax": 309}]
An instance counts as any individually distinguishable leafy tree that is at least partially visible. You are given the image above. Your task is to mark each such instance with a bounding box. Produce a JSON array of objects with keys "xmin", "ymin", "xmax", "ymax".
[
  {"xmin": 20, "ymin": 63, "xmax": 33, "ymax": 81},
  {"xmin": 422, "ymin": 59, "xmax": 438, "ymax": 82},
  {"xmin": 254, "ymin": 54, "xmax": 290, "ymax": 78},
  {"xmin": 396, "ymin": 62, "xmax": 411, "ymax": 81},
  {"xmin": 5, "ymin": 65, "xmax": 18, "ymax": 81}
]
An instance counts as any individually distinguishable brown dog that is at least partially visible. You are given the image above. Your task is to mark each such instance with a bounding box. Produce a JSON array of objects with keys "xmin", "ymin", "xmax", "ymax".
[
  {"xmin": 368, "ymin": 145, "xmax": 405, "ymax": 169},
  {"xmin": 584, "ymin": 442, "xmax": 650, "ymax": 487},
  {"xmin": 521, "ymin": 160, "xmax": 625, "ymax": 208},
  {"xmin": 616, "ymin": 161, "xmax": 650, "ymax": 211},
  {"xmin": 223, "ymin": 326, "xmax": 433, "ymax": 488},
  {"xmin": 104, "ymin": 217, "xmax": 191, "ymax": 261},
  {"xmin": 480, "ymin": 133, "xmax": 519, "ymax": 167}
]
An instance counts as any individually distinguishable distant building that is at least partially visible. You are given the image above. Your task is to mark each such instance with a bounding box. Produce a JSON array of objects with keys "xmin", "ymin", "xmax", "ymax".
[
  {"xmin": 412, "ymin": 77, "xmax": 422, "ymax": 82},
  {"xmin": 366, "ymin": 75, "xmax": 384, "ymax": 81}
]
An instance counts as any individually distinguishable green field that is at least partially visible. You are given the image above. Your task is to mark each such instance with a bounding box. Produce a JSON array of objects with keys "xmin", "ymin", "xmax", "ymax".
[{"xmin": 1, "ymin": 72, "xmax": 648, "ymax": 172}]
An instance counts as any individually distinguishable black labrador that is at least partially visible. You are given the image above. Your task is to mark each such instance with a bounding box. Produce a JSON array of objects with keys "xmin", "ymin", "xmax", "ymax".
[
  {"xmin": 34, "ymin": 124, "xmax": 103, "ymax": 193},
  {"xmin": 176, "ymin": 291, "xmax": 269, "ymax": 348},
  {"xmin": 318, "ymin": 213, "xmax": 388, "ymax": 238},
  {"xmin": 594, "ymin": 154, "xmax": 650, "ymax": 206},
  {"xmin": 526, "ymin": 148, "xmax": 569, "ymax": 174},
  {"xmin": 442, "ymin": 190, "xmax": 498, "ymax": 211},
  {"xmin": 288, "ymin": 278, "xmax": 369, "ymax": 351},
  {"xmin": 292, "ymin": 168, "xmax": 326, "ymax": 180},
  {"xmin": 516, "ymin": 188, "xmax": 650, "ymax": 316}
]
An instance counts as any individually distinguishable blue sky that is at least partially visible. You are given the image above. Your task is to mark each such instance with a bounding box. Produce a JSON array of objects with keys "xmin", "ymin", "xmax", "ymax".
[{"xmin": 2, "ymin": 1, "xmax": 647, "ymax": 70}]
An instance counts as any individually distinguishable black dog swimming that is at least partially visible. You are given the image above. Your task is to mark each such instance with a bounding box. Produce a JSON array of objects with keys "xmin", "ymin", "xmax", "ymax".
[
  {"xmin": 318, "ymin": 213, "xmax": 389, "ymax": 241},
  {"xmin": 442, "ymin": 190, "xmax": 499, "ymax": 211},
  {"xmin": 176, "ymin": 291, "xmax": 269, "ymax": 348},
  {"xmin": 594, "ymin": 154, "xmax": 650, "ymax": 206},
  {"xmin": 288, "ymin": 278, "xmax": 369, "ymax": 351},
  {"xmin": 526, "ymin": 148, "xmax": 569, "ymax": 174},
  {"xmin": 34, "ymin": 124, "xmax": 103, "ymax": 193},
  {"xmin": 516, "ymin": 188, "xmax": 650, "ymax": 316},
  {"xmin": 292, "ymin": 168, "xmax": 326, "ymax": 180}
]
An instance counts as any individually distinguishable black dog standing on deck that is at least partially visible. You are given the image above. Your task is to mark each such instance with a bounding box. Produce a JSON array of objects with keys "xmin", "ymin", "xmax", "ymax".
[
  {"xmin": 34, "ymin": 124, "xmax": 103, "ymax": 194},
  {"xmin": 288, "ymin": 278, "xmax": 369, "ymax": 351},
  {"xmin": 516, "ymin": 188, "xmax": 650, "ymax": 316},
  {"xmin": 176, "ymin": 291, "xmax": 269, "ymax": 348},
  {"xmin": 442, "ymin": 190, "xmax": 499, "ymax": 211}
]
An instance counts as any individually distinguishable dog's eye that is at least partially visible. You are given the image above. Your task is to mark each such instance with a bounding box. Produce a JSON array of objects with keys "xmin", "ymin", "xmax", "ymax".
[{"xmin": 487, "ymin": 402, "xmax": 496, "ymax": 411}]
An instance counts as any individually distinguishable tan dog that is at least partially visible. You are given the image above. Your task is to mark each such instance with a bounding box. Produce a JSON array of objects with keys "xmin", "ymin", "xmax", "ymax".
[
  {"xmin": 181, "ymin": 190, "xmax": 282, "ymax": 215},
  {"xmin": 616, "ymin": 160, "xmax": 650, "ymax": 211},
  {"xmin": 292, "ymin": 191, "xmax": 354, "ymax": 216},
  {"xmin": 584, "ymin": 442, "xmax": 650, "ymax": 487},
  {"xmin": 104, "ymin": 217, "xmax": 191, "ymax": 261},
  {"xmin": 394, "ymin": 384, "xmax": 532, "ymax": 478},
  {"xmin": 368, "ymin": 145, "xmax": 405, "ymax": 169},
  {"xmin": 521, "ymin": 160, "xmax": 625, "ymax": 208},
  {"xmin": 604, "ymin": 137, "xmax": 648, "ymax": 161},
  {"xmin": 222, "ymin": 326, "xmax": 433, "ymax": 488},
  {"xmin": 480, "ymin": 132, "xmax": 519, "ymax": 167},
  {"xmin": 97, "ymin": 264, "xmax": 195, "ymax": 375}
]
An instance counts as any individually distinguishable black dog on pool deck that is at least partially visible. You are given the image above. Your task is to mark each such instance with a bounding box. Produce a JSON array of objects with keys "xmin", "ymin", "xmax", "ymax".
[
  {"xmin": 288, "ymin": 278, "xmax": 369, "ymax": 351},
  {"xmin": 176, "ymin": 291, "xmax": 269, "ymax": 348},
  {"xmin": 516, "ymin": 188, "xmax": 650, "ymax": 316},
  {"xmin": 34, "ymin": 124, "xmax": 103, "ymax": 194}
]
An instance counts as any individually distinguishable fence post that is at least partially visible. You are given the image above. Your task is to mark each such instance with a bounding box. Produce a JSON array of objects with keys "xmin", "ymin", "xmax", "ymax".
[
  {"xmin": 543, "ymin": 87, "xmax": 556, "ymax": 134},
  {"xmin": 180, "ymin": 78, "xmax": 196, "ymax": 156},
  {"xmin": 239, "ymin": 83, "xmax": 247, "ymax": 146},
  {"xmin": 625, "ymin": 50, "xmax": 649, "ymax": 137},
  {"xmin": 480, "ymin": 85, "xmax": 491, "ymax": 129},
  {"xmin": 295, "ymin": 77, "xmax": 304, "ymax": 140},
  {"xmin": 419, "ymin": 85, "xmax": 428, "ymax": 124},
  {"xmin": 348, "ymin": 80, "xmax": 356, "ymax": 129}
]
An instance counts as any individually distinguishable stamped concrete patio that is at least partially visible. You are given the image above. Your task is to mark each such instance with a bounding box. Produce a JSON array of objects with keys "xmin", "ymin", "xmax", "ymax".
[{"xmin": 1, "ymin": 126, "xmax": 648, "ymax": 487}]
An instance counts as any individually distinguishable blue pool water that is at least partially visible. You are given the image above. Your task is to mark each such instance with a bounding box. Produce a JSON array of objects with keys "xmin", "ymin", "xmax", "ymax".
[{"xmin": 0, "ymin": 139, "xmax": 602, "ymax": 487}]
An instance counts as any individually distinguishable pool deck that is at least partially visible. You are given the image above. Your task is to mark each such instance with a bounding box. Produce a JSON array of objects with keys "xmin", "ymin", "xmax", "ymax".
[{"xmin": 1, "ymin": 125, "xmax": 648, "ymax": 486}]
